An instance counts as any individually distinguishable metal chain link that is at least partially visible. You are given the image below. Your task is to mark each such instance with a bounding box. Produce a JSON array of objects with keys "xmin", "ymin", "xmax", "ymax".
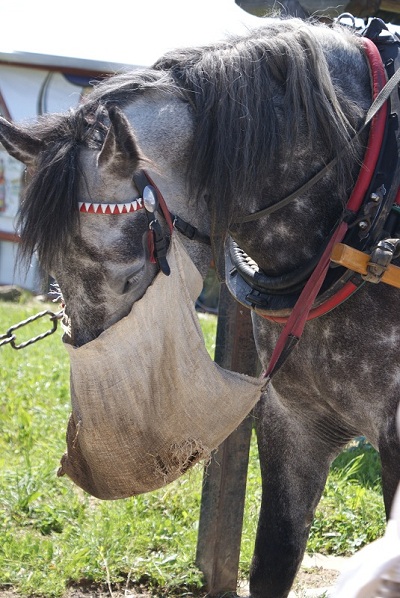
[{"xmin": 0, "ymin": 309, "xmax": 64, "ymax": 350}]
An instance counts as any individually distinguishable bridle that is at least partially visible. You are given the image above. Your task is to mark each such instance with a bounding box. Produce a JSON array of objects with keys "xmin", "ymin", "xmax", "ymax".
[{"xmin": 79, "ymin": 170, "xmax": 211, "ymax": 277}]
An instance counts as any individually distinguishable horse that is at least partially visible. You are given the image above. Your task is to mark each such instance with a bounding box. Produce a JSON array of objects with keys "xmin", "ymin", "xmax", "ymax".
[{"xmin": 1, "ymin": 15, "xmax": 400, "ymax": 598}]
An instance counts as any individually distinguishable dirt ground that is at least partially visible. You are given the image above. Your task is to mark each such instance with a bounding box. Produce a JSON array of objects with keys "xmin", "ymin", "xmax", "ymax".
[{"xmin": 0, "ymin": 564, "xmax": 341, "ymax": 598}]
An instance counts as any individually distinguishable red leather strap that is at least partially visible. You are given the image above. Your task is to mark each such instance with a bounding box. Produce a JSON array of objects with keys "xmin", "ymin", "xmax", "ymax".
[
  {"xmin": 347, "ymin": 37, "xmax": 388, "ymax": 212},
  {"xmin": 264, "ymin": 222, "xmax": 348, "ymax": 378}
]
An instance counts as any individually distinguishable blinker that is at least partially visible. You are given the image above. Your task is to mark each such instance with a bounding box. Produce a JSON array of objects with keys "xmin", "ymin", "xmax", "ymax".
[
  {"xmin": 143, "ymin": 184, "xmax": 171, "ymax": 276},
  {"xmin": 143, "ymin": 185, "xmax": 158, "ymax": 213}
]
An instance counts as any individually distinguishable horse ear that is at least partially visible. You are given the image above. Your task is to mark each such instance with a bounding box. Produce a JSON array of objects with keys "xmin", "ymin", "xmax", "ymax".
[
  {"xmin": 97, "ymin": 105, "xmax": 143, "ymax": 177},
  {"xmin": 0, "ymin": 116, "xmax": 43, "ymax": 166}
]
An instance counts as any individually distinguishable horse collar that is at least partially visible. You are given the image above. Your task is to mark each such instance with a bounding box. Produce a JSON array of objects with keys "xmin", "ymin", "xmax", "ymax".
[{"xmin": 226, "ymin": 20, "xmax": 400, "ymax": 333}]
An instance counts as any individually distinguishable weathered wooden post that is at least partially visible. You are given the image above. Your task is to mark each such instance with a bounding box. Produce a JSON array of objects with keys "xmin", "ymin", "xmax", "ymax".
[{"xmin": 196, "ymin": 282, "xmax": 260, "ymax": 595}]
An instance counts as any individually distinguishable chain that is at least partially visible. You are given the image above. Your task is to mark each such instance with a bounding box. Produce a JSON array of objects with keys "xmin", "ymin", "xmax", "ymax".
[{"xmin": 0, "ymin": 309, "xmax": 64, "ymax": 350}]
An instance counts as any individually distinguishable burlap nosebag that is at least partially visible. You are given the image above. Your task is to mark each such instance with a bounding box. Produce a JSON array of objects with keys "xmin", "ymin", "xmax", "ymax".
[{"xmin": 58, "ymin": 235, "xmax": 264, "ymax": 499}]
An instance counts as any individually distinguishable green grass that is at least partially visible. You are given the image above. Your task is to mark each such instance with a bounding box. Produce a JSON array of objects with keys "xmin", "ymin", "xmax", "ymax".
[{"xmin": 0, "ymin": 297, "xmax": 386, "ymax": 596}]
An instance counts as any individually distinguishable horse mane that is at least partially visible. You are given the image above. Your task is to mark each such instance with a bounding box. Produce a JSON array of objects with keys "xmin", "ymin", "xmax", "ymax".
[
  {"xmin": 153, "ymin": 19, "xmax": 366, "ymax": 236},
  {"xmin": 17, "ymin": 18, "xmax": 366, "ymax": 272},
  {"xmin": 17, "ymin": 111, "xmax": 88, "ymax": 274}
]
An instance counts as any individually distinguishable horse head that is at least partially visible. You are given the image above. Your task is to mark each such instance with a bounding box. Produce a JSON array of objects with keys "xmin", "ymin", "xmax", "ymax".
[{"xmin": 0, "ymin": 90, "xmax": 212, "ymax": 346}]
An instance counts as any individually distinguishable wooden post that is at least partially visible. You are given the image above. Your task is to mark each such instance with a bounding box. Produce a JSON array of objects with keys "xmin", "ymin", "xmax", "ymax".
[{"xmin": 196, "ymin": 282, "xmax": 260, "ymax": 595}]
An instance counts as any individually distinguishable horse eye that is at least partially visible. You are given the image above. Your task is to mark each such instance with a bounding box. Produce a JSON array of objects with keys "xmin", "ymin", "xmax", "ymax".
[
  {"xmin": 122, "ymin": 272, "xmax": 141, "ymax": 294},
  {"xmin": 122, "ymin": 281, "xmax": 130, "ymax": 294}
]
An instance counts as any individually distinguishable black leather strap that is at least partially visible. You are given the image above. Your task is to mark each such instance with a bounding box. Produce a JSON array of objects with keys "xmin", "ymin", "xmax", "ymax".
[{"xmin": 172, "ymin": 214, "xmax": 210, "ymax": 245}]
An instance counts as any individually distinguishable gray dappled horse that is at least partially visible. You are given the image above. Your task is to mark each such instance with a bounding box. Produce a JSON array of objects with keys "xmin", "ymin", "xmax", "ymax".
[{"xmin": 1, "ymin": 17, "xmax": 400, "ymax": 598}]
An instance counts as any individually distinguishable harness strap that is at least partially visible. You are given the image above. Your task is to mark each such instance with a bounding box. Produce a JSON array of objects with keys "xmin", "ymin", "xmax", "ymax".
[
  {"xmin": 133, "ymin": 170, "xmax": 211, "ymax": 244},
  {"xmin": 172, "ymin": 214, "xmax": 211, "ymax": 245}
]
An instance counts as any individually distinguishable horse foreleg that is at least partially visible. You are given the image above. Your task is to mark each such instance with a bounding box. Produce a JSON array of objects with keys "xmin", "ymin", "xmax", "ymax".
[
  {"xmin": 379, "ymin": 411, "xmax": 400, "ymax": 517},
  {"xmin": 249, "ymin": 391, "xmax": 340, "ymax": 598}
]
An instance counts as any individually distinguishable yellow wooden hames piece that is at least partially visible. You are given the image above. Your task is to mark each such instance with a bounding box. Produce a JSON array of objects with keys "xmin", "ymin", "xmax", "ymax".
[{"xmin": 331, "ymin": 243, "xmax": 400, "ymax": 289}]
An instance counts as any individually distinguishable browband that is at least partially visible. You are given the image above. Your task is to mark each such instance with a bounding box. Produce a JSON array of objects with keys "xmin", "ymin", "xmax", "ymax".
[{"xmin": 78, "ymin": 199, "xmax": 144, "ymax": 214}]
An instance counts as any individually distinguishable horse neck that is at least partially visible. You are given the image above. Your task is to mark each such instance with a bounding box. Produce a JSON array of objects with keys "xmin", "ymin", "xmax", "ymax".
[{"xmin": 231, "ymin": 191, "xmax": 335, "ymax": 277}]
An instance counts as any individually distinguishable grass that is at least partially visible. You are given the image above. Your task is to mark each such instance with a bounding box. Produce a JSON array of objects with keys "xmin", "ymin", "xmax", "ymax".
[{"xmin": 0, "ymin": 296, "xmax": 386, "ymax": 597}]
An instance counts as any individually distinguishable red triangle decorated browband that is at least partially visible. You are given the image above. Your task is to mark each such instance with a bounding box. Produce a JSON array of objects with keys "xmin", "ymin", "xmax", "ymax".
[{"xmin": 78, "ymin": 199, "xmax": 144, "ymax": 214}]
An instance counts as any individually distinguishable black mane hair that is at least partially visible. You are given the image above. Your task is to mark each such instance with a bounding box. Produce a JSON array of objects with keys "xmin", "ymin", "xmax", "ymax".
[{"xmin": 18, "ymin": 111, "xmax": 87, "ymax": 274}]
